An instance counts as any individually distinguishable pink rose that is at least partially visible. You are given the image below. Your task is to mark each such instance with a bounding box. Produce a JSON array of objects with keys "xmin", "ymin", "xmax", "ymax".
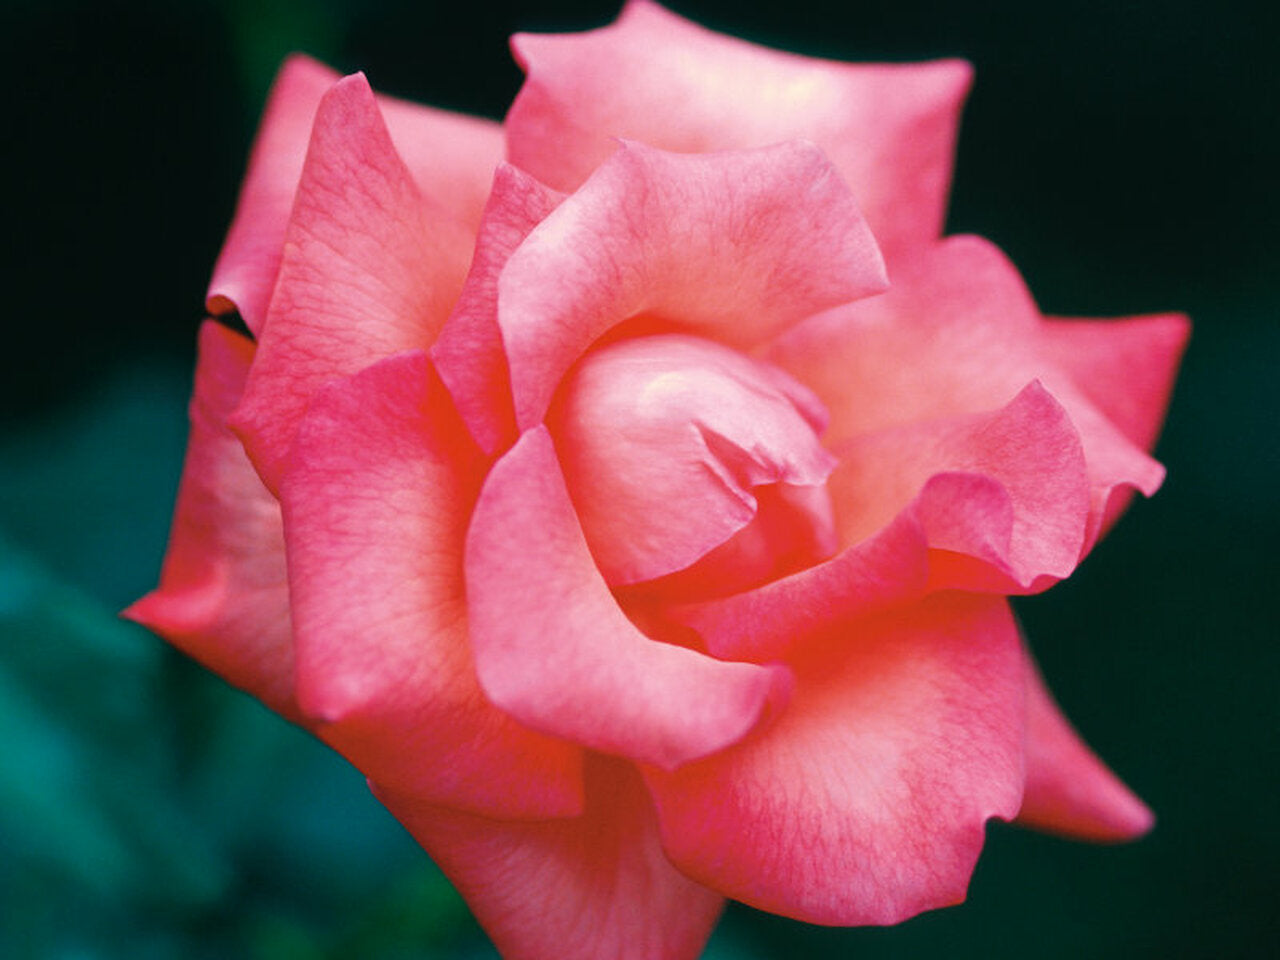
[{"xmin": 128, "ymin": 2, "xmax": 1188, "ymax": 957}]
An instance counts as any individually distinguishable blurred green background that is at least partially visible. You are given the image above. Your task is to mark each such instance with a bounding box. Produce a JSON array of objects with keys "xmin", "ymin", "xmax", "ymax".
[{"xmin": 2, "ymin": 0, "xmax": 1275, "ymax": 957}]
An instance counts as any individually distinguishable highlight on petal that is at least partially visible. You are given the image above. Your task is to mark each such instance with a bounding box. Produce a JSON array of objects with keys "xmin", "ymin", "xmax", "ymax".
[
  {"xmin": 465, "ymin": 425, "xmax": 792, "ymax": 771},
  {"xmin": 207, "ymin": 54, "xmax": 337, "ymax": 334},
  {"xmin": 507, "ymin": 0, "xmax": 971, "ymax": 264},
  {"xmin": 1017, "ymin": 652, "xmax": 1155, "ymax": 842},
  {"xmin": 497, "ymin": 139, "xmax": 886, "ymax": 429},
  {"xmin": 375, "ymin": 757, "xmax": 724, "ymax": 960},
  {"xmin": 278, "ymin": 351, "xmax": 582, "ymax": 819},
  {"xmin": 232, "ymin": 72, "xmax": 476, "ymax": 493},
  {"xmin": 123, "ymin": 321, "xmax": 297, "ymax": 719},
  {"xmin": 432, "ymin": 164, "xmax": 565, "ymax": 455},
  {"xmin": 549, "ymin": 334, "xmax": 836, "ymax": 590},
  {"xmin": 646, "ymin": 593, "xmax": 1025, "ymax": 926},
  {"xmin": 769, "ymin": 234, "xmax": 1167, "ymax": 551}
]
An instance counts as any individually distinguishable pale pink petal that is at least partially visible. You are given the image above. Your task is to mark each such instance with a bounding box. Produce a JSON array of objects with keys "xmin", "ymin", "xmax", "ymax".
[
  {"xmin": 507, "ymin": 0, "xmax": 970, "ymax": 265},
  {"xmin": 1017, "ymin": 652, "xmax": 1155, "ymax": 842},
  {"xmin": 1039, "ymin": 312, "xmax": 1190, "ymax": 453},
  {"xmin": 465, "ymin": 425, "xmax": 792, "ymax": 770},
  {"xmin": 769, "ymin": 235, "xmax": 1165, "ymax": 549},
  {"xmin": 232, "ymin": 72, "xmax": 475, "ymax": 493},
  {"xmin": 646, "ymin": 594, "xmax": 1025, "ymax": 925},
  {"xmin": 497, "ymin": 139, "xmax": 884, "ymax": 430},
  {"xmin": 375, "ymin": 757, "xmax": 724, "ymax": 960},
  {"xmin": 431, "ymin": 164, "xmax": 564, "ymax": 455},
  {"xmin": 123, "ymin": 321, "xmax": 297, "ymax": 719},
  {"xmin": 549, "ymin": 334, "xmax": 836, "ymax": 587},
  {"xmin": 207, "ymin": 55, "xmax": 337, "ymax": 334},
  {"xmin": 278, "ymin": 352, "xmax": 582, "ymax": 819}
]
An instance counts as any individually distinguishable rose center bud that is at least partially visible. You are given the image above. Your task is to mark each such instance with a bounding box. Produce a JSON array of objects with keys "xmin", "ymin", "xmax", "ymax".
[{"xmin": 546, "ymin": 333, "xmax": 839, "ymax": 601}]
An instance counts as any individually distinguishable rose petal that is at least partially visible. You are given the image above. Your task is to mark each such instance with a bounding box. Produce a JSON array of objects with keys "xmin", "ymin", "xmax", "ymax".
[
  {"xmin": 233, "ymin": 72, "xmax": 475, "ymax": 493},
  {"xmin": 769, "ymin": 234, "xmax": 1166, "ymax": 549},
  {"xmin": 207, "ymin": 55, "xmax": 338, "ymax": 334},
  {"xmin": 549, "ymin": 334, "xmax": 836, "ymax": 586},
  {"xmin": 1017, "ymin": 651, "xmax": 1155, "ymax": 842},
  {"xmin": 507, "ymin": 0, "xmax": 970, "ymax": 265},
  {"xmin": 431, "ymin": 164, "xmax": 565, "ymax": 455},
  {"xmin": 375, "ymin": 756, "xmax": 724, "ymax": 960},
  {"xmin": 465, "ymin": 425, "xmax": 792, "ymax": 770},
  {"xmin": 279, "ymin": 351, "xmax": 582, "ymax": 818},
  {"xmin": 497, "ymin": 139, "xmax": 886, "ymax": 430},
  {"xmin": 123, "ymin": 321, "xmax": 297, "ymax": 719},
  {"xmin": 646, "ymin": 593, "xmax": 1025, "ymax": 925}
]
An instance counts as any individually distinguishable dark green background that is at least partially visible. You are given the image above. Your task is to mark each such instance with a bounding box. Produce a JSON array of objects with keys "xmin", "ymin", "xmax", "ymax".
[{"xmin": 3, "ymin": 1, "xmax": 1276, "ymax": 957}]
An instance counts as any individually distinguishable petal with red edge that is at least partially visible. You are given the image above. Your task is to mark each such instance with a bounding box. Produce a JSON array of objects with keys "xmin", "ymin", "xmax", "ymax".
[
  {"xmin": 279, "ymin": 351, "xmax": 582, "ymax": 819},
  {"xmin": 465, "ymin": 425, "xmax": 792, "ymax": 770},
  {"xmin": 432, "ymin": 164, "xmax": 564, "ymax": 455},
  {"xmin": 498, "ymin": 139, "xmax": 885, "ymax": 429},
  {"xmin": 124, "ymin": 321, "xmax": 297, "ymax": 719},
  {"xmin": 646, "ymin": 593, "xmax": 1025, "ymax": 926},
  {"xmin": 769, "ymin": 235, "xmax": 1165, "ymax": 550},
  {"xmin": 375, "ymin": 756, "xmax": 724, "ymax": 960},
  {"xmin": 507, "ymin": 0, "xmax": 970, "ymax": 265},
  {"xmin": 549, "ymin": 334, "xmax": 836, "ymax": 586},
  {"xmin": 1017, "ymin": 651, "xmax": 1154, "ymax": 842},
  {"xmin": 1039, "ymin": 312, "xmax": 1190, "ymax": 453},
  {"xmin": 233, "ymin": 72, "xmax": 475, "ymax": 493}
]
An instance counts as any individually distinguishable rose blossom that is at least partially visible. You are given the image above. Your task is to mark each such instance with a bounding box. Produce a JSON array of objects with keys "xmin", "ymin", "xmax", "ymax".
[{"xmin": 127, "ymin": 2, "xmax": 1188, "ymax": 958}]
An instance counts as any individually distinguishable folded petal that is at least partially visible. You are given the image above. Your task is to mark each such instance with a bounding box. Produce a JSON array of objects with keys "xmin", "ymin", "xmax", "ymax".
[
  {"xmin": 233, "ymin": 72, "xmax": 475, "ymax": 493},
  {"xmin": 497, "ymin": 139, "xmax": 886, "ymax": 430},
  {"xmin": 646, "ymin": 593, "xmax": 1025, "ymax": 925},
  {"xmin": 123, "ymin": 321, "xmax": 297, "ymax": 719},
  {"xmin": 207, "ymin": 55, "xmax": 338, "ymax": 334},
  {"xmin": 431, "ymin": 164, "xmax": 564, "ymax": 455},
  {"xmin": 549, "ymin": 334, "xmax": 836, "ymax": 587},
  {"xmin": 769, "ymin": 235, "xmax": 1166, "ymax": 549},
  {"xmin": 507, "ymin": 0, "xmax": 970, "ymax": 265},
  {"xmin": 465, "ymin": 425, "xmax": 791, "ymax": 771},
  {"xmin": 279, "ymin": 351, "xmax": 582, "ymax": 819},
  {"xmin": 1017, "ymin": 652, "xmax": 1154, "ymax": 842},
  {"xmin": 375, "ymin": 756, "xmax": 724, "ymax": 960}
]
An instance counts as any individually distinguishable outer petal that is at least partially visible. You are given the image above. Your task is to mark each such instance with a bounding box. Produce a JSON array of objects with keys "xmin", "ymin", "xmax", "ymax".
[
  {"xmin": 769, "ymin": 235, "xmax": 1166, "ymax": 549},
  {"xmin": 431, "ymin": 164, "xmax": 565, "ymax": 455},
  {"xmin": 1017, "ymin": 653, "xmax": 1155, "ymax": 842},
  {"xmin": 207, "ymin": 58, "xmax": 502, "ymax": 336},
  {"xmin": 646, "ymin": 594, "xmax": 1025, "ymax": 926},
  {"xmin": 123, "ymin": 321, "xmax": 296, "ymax": 719},
  {"xmin": 507, "ymin": 0, "xmax": 970, "ymax": 264},
  {"xmin": 498, "ymin": 139, "xmax": 886, "ymax": 429},
  {"xmin": 549, "ymin": 334, "xmax": 836, "ymax": 587},
  {"xmin": 233, "ymin": 73, "xmax": 475, "ymax": 493},
  {"xmin": 375, "ymin": 757, "xmax": 724, "ymax": 960},
  {"xmin": 465, "ymin": 425, "xmax": 792, "ymax": 770},
  {"xmin": 278, "ymin": 352, "xmax": 582, "ymax": 819}
]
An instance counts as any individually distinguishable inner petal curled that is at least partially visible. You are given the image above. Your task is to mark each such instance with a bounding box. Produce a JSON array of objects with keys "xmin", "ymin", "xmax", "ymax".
[{"xmin": 547, "ymin": 333, "xmax": 839, "ymax": 598}]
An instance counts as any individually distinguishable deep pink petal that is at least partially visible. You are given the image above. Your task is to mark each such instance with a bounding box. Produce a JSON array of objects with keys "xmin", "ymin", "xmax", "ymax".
[
  {"xmin": 431, "ymin": 164, "xmax": 564, "ymax": 455},
  {"xmin": 206, "ymin": 55, "xmax": 338, "ymax": 334},
  {"xmin": 1017, "ymin": 653, "xmax": 1155, "ymax": 842},
  {"xmin": 375, "ymin": 757, "xmax": 724, "ymax": 960},
  {"xmin": 507, "ymin": 0, "xmax": 970, "ymax": 265},
  {"xmin": 465, "ymin": 425, "xmax": 792, "ymax": 770},
  {"xmin": 279, "ymin": 351, "xmax": 582, "ymax": 818},
  {"xmin": 646, "ymin": 594, "xmax": 1025, "ymax": 925},
  {"xmin": 497, "ymin": 139, "xmax": 886, "ymax": 430},
  {"xmin": 549, "ymin": 334, "xmax": 836, "ymax": 587},
  {"xmin": 123, "ymin": 321, "xmax": 297, "ymax": 719},
  {"xmin": 232, "ymin": 72, "xmax": 475, "ymax": 493},
  {"xmin": 769, "ymin": 235, "xmax": 1166, "ymax": 550},
  {"xmin": 1039, "ymin": 312, "xmax": 1190, "ymax": 453}
]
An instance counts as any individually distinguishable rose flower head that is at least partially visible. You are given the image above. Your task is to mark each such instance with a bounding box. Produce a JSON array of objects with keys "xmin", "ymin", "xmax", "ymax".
[{"xmin": 127, "ymin": 3, "xmax": 1188, "ymax": 957}]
